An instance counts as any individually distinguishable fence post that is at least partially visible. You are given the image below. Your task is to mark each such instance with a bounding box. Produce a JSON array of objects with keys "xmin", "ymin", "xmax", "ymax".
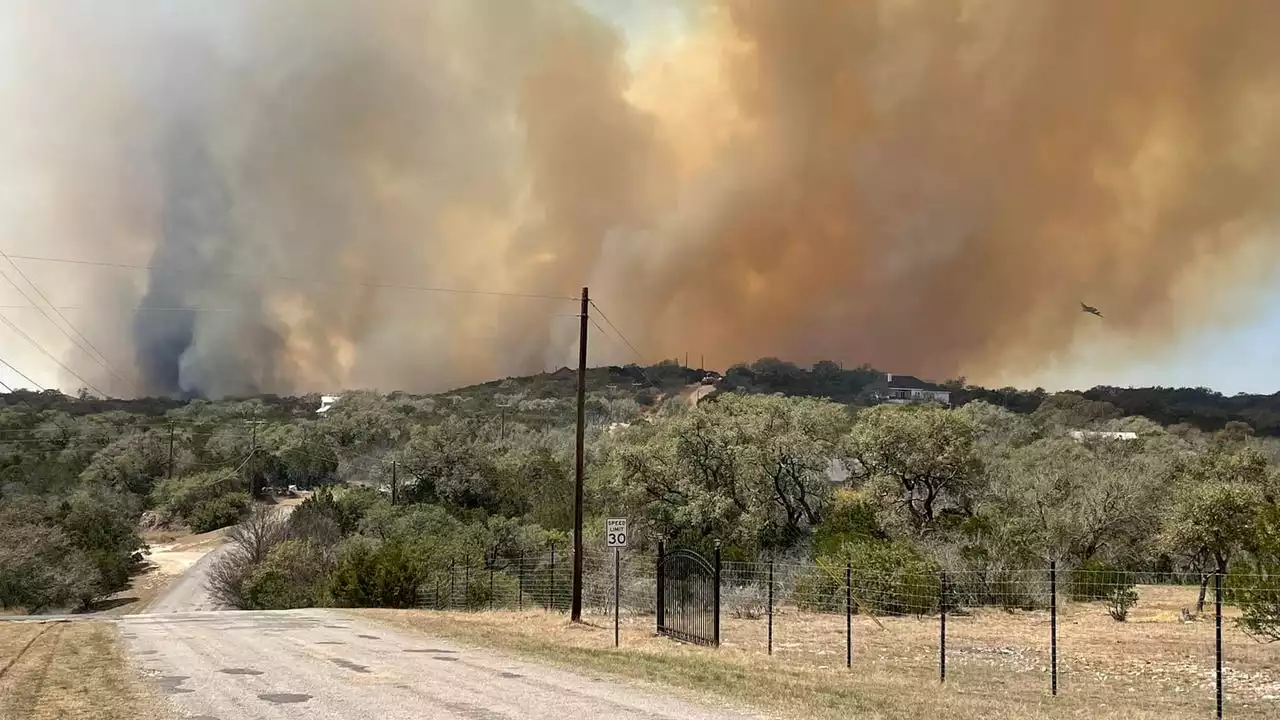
[
  {"xmin": 449, "ymin": 560, "xmax": 456, "ymax": 611},
  {"xmin": 435, "ymin": 576, "xmax": 441, "ymax": 610},
  {"xmin": 1050, "ymin": 561, "xmax": 1058, "ymax": 697},
  {"xmin": 940, "ymin": 570, "xmax": 948, "ymax": 683},
  {"xmin": 614, "ymin": 547, "xmax": 621, "ymax": 648},
  {"xmin": 713, "ymin": 541, "xmax": 722, "ymax": 648},
  {"xmin": 845, "ymin": 562, "xmax": 853, "ymax": 669},
  {"xmin": 464, "ymin": 560, "xmax": 472, "ymax": 612},
  {"xmin": 1216, "ymin": 571, "xmax": 1223, "ymax": 720},
  {"xmin": 489, "ymin": 566, "xmax": 495, "ymax": 611},
  {"xmin": 656, "ymin": 541, "xmax": 665, "ymax": 634},
  {"xmin": 518, "ymin": 552, "xmax": 524, "ymax": 611},
  {"xmin": 549, "ymin": 543, "xmax": 556, "ymax": 612},
  {"xmin": 767, "ymin": 560, "xmax": 774, "ymax": 656}
]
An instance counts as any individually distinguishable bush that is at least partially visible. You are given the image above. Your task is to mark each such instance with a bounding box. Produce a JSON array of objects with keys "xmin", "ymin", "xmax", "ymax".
[
  {"xmin": 328, "ymin": 537, "xmax": 426, "ymax": 609},
  {"xmin": 1228, "ymin": 570, "xmax": 1280, "ymax": 642},
  {"xmin": 1108, "ymin": 586, "xmax": 1139, "ymax": 621},
  {"xmin": 462, "ymin": 569, "xmax": 520, "ymax": 611},
  {"xmin": 796, "ymin": 540, "xmax": 940, "ymax": 616},
  {"xmin": 812, "ymin": 490, "xmax": 884, "ymax": 557},
  {"xmin": 189, "ymin": 492, "xmax": 251, "ymax": 533},
  {"xmin": 1067, "ymin": 560, "xmax": 1130, "ymax": 602},
  {"xmin": 208, "ymin": 547, "xmax": 253, "ymax": 609},
  {"xmin": 0, "ymin": 523, "xmax": 98, "ymax": 612},
  {"xmin": 242, "ymin": 540, "xmax": 333, "ymax": 610},
  {"xmin": 152, "ymin": 470, "xmax": 249, "ymax": 530},
  {"xmin": 793, "ymin": 564, "xmax": 843, "ymax": 612}
]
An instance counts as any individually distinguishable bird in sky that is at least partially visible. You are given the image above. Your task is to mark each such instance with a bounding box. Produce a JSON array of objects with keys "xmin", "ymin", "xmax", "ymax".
[{"xmin": 1080, "ymin": 302, "xmax": 1104, "ymax": 318}]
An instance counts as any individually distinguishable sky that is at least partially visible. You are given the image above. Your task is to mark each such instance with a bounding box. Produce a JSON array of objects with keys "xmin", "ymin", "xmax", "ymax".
[{"xmin": 0, "ymin": 0, "xmax": 1278, "ymax": 398}]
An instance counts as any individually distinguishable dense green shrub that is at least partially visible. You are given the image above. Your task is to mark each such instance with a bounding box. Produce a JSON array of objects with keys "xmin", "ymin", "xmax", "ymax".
[
  {"xmin": 152, "ymin": 470, "xmax": 249, "ymax": 531},
  {"xmin": 796, "ymin": 540, "xmax": 940, "ymax": 616},
  {"xmin": 189, "ymin": 492, "xmax": 252, "ymax": 533},
  {"xmin": 242, "ymin": 540, "xmax": 332, "ymax": 610},
  {"xmin": 328, "ymin": 537, "xmax": 426, "ymax": 608},
  {"xmin": 812, "ymin": 490, "xmax": 885, "ymax": 557}
]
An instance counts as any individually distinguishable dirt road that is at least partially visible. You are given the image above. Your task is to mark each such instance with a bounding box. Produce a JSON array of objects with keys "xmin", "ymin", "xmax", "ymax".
[
  {"xmin": 143, "ymin": 542, "xmax": 231, "ymax": 614},
  {"xmin": 120, "ymin": 609, "xmax": 755, "ymax": 720}
]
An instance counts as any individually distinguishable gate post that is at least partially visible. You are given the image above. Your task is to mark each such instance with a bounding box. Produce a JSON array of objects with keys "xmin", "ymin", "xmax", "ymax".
[
  {"xmin": 713, "ymin": 541, "xmax": 722, "ymax": 648},
  {"xmin": 656, "ymin": 541, "xmax": 666, "ymax": 634}
]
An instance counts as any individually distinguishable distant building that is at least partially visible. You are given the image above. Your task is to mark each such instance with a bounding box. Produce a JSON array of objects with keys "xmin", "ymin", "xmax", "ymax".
[
  {"xmin": 317, "ymin": 395, "xmax": 342, "ymax": 414},
  {"xmin": 882, "ymin": 373, "xmax": 952, "ymax": 407},
  {"xmin": 1068, "ymin": 430, "xmax": 1138, "ymax": 442}
]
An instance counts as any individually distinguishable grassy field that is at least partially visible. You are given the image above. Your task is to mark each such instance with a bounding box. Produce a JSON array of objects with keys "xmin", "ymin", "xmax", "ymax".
[
  {"xmin": 354, "ymin": 584, "xmax": 1279, "ymax": 720},
  {"xmin": 0, "ymin": 621, "xmax": 168, "ymax": 720}
]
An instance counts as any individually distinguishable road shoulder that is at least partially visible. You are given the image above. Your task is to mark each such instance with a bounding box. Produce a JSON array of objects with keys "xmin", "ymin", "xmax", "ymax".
[{"xmin": 0, "ymin": 620, "xmax": 171, "ymax": 720}]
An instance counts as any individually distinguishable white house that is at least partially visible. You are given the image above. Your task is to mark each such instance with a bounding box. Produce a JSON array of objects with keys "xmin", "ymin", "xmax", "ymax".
[
  {"xmin": 882, "ymin": 373, "xmax": 952, "ymax": 407},
  {"xmin": 317, "ymin": 395, "xmax": 342, "ymax": 414},
  {"xmin": 1068, "ymin": 430, "xmax": 1139, "ymax": 442}
]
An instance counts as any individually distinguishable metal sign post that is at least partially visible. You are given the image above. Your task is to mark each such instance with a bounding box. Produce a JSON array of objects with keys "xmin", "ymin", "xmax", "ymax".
[{"xmin": 606, "ymin": 519, "xmax": 627, "ymax": 647}]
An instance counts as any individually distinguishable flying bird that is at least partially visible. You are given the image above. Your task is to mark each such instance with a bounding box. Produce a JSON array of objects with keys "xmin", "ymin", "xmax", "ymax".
[{"xmin": 1080, "ymin": 302, "xmax": 1104, "ymax": 318}]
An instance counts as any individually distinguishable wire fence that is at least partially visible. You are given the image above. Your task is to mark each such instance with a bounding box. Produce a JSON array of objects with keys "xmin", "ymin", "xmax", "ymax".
[{"xmin": 412, "ymin": 551, "xmax": 1280, "ymax": 717}]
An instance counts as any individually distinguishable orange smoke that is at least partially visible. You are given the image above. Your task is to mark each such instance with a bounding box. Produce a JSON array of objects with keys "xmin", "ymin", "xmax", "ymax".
[{"xmin": 2, "ymin": 0, "xmax": 1279, "ymax": 395}]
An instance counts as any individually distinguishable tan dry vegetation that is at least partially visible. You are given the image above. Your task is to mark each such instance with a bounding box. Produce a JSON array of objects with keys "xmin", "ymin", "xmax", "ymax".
[
  {"xmin": 354, "ymin": 584, "xmax": 1279, "ymax": 720},
  {"xmin": 0, "ymin": 621, "xmax": 168, "ymax": 720}
]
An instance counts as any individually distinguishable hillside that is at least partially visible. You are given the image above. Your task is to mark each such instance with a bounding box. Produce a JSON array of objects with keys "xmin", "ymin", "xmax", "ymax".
[
  {"xmin": 433, "ymin": 358, "xmax": 1280, "ymax": 437},
  {"xmin": 4, "ymin": 357, "xmax": 1279, "ymax": 437}
]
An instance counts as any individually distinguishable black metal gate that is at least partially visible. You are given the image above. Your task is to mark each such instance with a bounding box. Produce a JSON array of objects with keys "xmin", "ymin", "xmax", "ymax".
[{"xmin": 656, "ymin": 541, "xmax": 721, "ymax": 647}]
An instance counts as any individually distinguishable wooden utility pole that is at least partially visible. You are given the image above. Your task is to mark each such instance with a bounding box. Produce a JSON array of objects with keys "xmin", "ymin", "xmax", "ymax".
[
  {"xmin": 166, "ymin": 423, "xmax": 174, "ymax": 479},
  {"xmin": 571, "ymin": 286, "xmax": 589, "ymax": 622},
  {"xmin": 247, "ymin": 417, "xmax": 265, "ymax": 498},
  {"xmin": 391, "ymin": 461, "xmax": 398, "ymax": 506}
]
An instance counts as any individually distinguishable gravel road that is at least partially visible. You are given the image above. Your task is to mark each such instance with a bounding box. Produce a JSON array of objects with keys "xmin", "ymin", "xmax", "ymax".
[
  {"xmin": 120, "ymin": 609, "xmax": 755, "ymax": 720},
  {"xmin": 144, "ymin": 543, "xmax": 231, "ymax": 614}
]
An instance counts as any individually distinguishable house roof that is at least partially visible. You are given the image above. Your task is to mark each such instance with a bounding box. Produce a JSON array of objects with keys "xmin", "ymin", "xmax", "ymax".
[{"xmin": 885, "ymin": 373, "xmax": 947, "ymax": 391}]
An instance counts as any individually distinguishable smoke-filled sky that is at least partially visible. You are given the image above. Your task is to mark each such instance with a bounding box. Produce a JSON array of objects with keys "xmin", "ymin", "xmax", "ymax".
[{"xmin": 1, "ymin": 0, "xmax": 1279, "ymax": 398}]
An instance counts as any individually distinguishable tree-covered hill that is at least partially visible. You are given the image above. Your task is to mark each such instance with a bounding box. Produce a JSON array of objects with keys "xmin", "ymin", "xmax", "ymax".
[{"xmin": 4, "ymin": 357, "xmax": 1280, "ymax": 625}]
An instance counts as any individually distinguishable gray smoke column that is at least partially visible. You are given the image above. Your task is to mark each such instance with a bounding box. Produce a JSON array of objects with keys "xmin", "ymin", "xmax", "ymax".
[{"xmin": 3, "ymin": 0, "xmax": 1280, "ymax": 396}]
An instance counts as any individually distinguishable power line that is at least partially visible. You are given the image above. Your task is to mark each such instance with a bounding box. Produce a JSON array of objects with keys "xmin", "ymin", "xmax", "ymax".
[
  {"xmin": 3, "ymin": 253, "xmax": 581, "ymax": 302},
  {"xmin": 588, "ymin": 301, "xmax": 645, "ymax": 363},
  {"xmin": 0, "ymin": 305, "xmax": 245, "ymax": 313},
  {"xmin": 0, "ymin": 249, "xmax": 137, "ymax": 393},
  {"xmin": 0, "ymin": 354, "xmax": 44, "ymax": 391},
  {"xmin": 0, "ymin": 310, "xmax": 107, "ymax": 397}
]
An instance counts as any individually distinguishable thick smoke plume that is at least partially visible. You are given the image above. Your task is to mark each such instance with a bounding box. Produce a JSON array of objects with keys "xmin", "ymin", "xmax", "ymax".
[{"xmin": 2, "ymin": 0, "xmax": 1279, "ymax": 397}]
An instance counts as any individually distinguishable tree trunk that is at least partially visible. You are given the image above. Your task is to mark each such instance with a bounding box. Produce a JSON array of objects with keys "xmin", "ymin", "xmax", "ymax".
[{"xmin": 1196, "ymin": 574, "xmax": 1209, "ymax": 614}]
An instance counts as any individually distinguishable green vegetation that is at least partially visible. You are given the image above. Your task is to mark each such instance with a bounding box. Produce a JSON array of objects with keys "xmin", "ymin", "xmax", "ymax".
[{"xmin": 2, "ymin": 359, "xmax": 1279, "ymax": 634}]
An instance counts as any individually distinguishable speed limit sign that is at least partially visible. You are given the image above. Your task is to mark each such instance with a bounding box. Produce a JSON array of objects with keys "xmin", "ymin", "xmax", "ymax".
[{"xmin": 606, "ymin": 518, "xmax": 628, "ymax": 548}]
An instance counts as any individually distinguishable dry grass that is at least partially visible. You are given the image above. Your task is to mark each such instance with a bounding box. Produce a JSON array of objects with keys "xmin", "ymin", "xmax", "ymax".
[
  {"xmin": 0, "ymin": 621, "xmax": 169, "ymax": 720},
  {"xmin": 352, "ymin": 584, "xmax": 1279, "ymax": 720}
]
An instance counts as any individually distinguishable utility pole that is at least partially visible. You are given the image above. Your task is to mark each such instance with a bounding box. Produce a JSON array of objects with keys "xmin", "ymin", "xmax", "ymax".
[
  {"xmin": 391, "ymin": 461, "xmax": 398, "ymax": 506},
  {"xmin": 571, "ymin": 286, "xmax": 589, "ymax": 622},
  {"xmin": 247, "ymin": 417, "xmax": 265, "ymax": 499},
  {"xmin": 166, "ymin": 423, "xmax": 174, "ymax": 479}
]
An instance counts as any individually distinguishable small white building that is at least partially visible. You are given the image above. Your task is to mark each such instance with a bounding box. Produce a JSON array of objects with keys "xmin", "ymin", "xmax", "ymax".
[
  {"xmin": 1068, "ymin": 430, "xmax": 1139, "ymax": 442},
  {"xmin": 317, "ymin": 395, "xmax": 342, "ymax": 414}
]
